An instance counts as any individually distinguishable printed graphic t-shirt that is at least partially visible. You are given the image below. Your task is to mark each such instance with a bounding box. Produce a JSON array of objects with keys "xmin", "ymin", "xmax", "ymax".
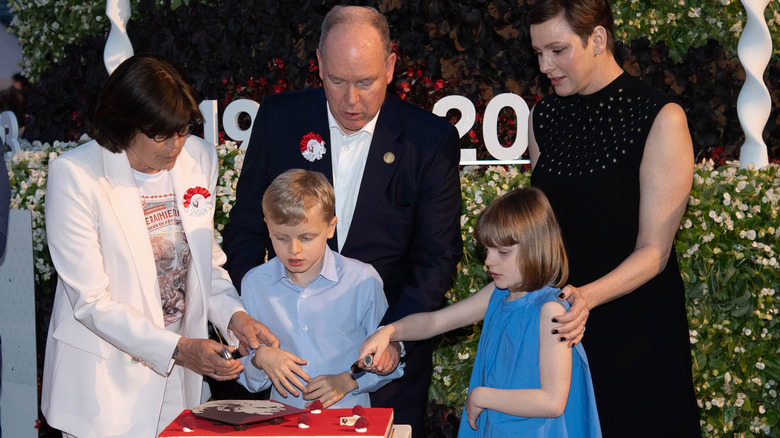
[{"xmin": 133, "ymin": 169, "xmax": 191, "ymax": 333}]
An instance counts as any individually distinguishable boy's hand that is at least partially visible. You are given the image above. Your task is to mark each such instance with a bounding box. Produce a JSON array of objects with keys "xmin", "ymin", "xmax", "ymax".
[
  {"xmin": 303, "ymin": 372, "xmax": 358, "ymax": 408},
  {"xmin": 357, "ymin": 326, "xmax": 394, "ymax": 372},
  {"xmin": 251, "ymin": 346, "xmax": 310, "ymax": 397}
]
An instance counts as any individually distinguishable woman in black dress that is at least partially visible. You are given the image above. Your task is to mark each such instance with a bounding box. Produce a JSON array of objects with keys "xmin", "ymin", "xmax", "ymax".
[{"xmin": 527, "ymin": 0, "xmax": 701, "ymax": 435}]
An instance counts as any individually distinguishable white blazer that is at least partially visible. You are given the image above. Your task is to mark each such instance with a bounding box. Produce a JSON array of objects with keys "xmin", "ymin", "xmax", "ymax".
[{"xmin": 41, "ymin": 137, "xmax": 245, "ymax": 438}]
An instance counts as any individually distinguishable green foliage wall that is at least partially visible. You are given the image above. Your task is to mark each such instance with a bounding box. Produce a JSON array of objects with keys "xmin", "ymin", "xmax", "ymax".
[{"xmin": 8, "ymin": 0, "xmax": 780, "ymax": 81}]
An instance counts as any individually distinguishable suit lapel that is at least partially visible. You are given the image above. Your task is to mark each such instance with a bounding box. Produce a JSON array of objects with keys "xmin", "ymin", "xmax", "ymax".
[
  {"xmin": 102, "ymin": 148, "xmax": 164, "ymax": 325},
  {"xmin": 342, "ymin": 96, "xmax": 403, "ymax": 253},
  {"xmin": 304, "ymin": 91, "xmax": 340, "ymax": 251},
  {"xmin": 304, "ymin": 91, "xmax": 335, "ymax": 185},
  {"xmin": 169, "ymin": 144, "xmax": 211, "ymax": 325}
]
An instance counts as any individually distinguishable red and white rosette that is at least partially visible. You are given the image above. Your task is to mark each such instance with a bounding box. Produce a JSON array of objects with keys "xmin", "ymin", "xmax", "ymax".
[
  {"xmin": 182, "ymin": 186, "xmax": 213, "ymax": 217},
  {"xmin": 300, "ymin": 132, "xmax": 326, "ymax": 162}
]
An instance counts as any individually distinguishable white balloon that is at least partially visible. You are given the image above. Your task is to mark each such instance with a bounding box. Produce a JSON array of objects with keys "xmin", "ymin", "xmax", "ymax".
[
  {"xmin": 482, "ymin": 93, "xmax": 529, "ymax": 161},
  {"xmin": 223, "ymin": 99, "xmax": 260, "ymax": 149},
  {"xmin": 433, "ymin": 95, "xmax": 477, "ymax": 162},
  {"xmin": 1, "ymin": 111, "xmax": 21, "ymax": 154},
  {"xmin": 103, "ymin": 0, "xmax": 134, "ymax": 74},
  {"xmin": 199, "ymin": 100, "xmax": 219, "ymax": 146}
]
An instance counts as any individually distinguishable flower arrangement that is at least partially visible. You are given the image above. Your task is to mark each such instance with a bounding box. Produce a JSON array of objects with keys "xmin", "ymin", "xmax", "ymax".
[
  {"xmin": 5, "ymin": 140, "xmax": 779, "ymax": 435},
  {"xmin": 612, "ymin": 0, "xmax": 780, "ymax": 62}
]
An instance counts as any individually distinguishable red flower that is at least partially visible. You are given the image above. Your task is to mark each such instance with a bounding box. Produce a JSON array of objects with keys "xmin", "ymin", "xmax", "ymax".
[
  {"xmin": 183, "ymin": 186, "xmax": 213, "ymax": 216},
  {"xmin": 300, "ymin": 132, "xmax": 327, "ymax": 162}
]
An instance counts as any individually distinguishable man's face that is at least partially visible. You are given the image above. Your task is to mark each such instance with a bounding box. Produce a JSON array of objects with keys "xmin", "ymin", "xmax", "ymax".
[{"xmin": 317, "ymin": 23, "xmax": 396, "ymax": 134}]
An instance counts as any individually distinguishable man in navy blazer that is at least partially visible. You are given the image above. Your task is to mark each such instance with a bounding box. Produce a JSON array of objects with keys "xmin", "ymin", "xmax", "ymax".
[{"xmin": 222, "ymin": 5, "xmax": 462, "ymax": 434}]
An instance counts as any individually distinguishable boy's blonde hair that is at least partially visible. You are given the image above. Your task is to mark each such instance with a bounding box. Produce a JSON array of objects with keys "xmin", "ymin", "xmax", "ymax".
[
  {"xmin": 474, "ymin": 187, "xmax": 568, "ymax": 291},
  {"xmin": 262, "ymin": 169, "xmax": 335, "ymax": 225}
]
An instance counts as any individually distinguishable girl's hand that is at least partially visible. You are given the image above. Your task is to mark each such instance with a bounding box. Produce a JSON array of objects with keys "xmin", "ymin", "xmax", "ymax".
[
  {"xmin": 465, "ymin": 387, "xmax": 486, "ymax": 430},
  {"xmin": 303, "ymin": 372, "xmax": 358, "ymax": 408},
  {"xmin": 554, "ymin": 285, "xmax": 590, "ymax": 347},
  {"xmin": 358, "ymin": 326, "xmax": 394, "ymax": 371}
]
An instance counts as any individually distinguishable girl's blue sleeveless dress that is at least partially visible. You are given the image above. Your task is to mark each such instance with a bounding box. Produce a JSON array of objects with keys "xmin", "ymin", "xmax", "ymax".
[{"xmin": 457, "ymin": 286, "xmax": 601, "ymax": 437}]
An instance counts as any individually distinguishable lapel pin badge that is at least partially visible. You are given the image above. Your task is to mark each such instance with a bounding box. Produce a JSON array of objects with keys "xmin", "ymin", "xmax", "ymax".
[{"xmin": 383, "ymin": 152, "xmax": 395, "ymax": 164}]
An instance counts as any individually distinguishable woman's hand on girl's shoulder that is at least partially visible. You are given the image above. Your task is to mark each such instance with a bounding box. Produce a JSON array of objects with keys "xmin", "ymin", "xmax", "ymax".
[{"xmin": 553, "ymin": 285, "xmax": 590, "ymax": 347}]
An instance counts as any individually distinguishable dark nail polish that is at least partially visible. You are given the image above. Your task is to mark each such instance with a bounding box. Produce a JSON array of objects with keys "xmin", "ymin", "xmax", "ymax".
[
  {"xmin": 551, "ymin": 318, "xmax": 558, "ymax": 323},
  {"xmin": 558, "ymin": 292, "xmax": 565, "ymax": 299},
  {"xmin": 552, "ymin": 329, "xmax": 559, "ymax": 334},
  {"xmin": 559, "ymin": 337, "xmax": 566, "ymax": 341}
]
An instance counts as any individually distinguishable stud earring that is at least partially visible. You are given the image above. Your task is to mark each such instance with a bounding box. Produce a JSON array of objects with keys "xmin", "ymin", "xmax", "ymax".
[{"xmin": 594, "ymin": 49, "xmax": 603, "ymax": 56}]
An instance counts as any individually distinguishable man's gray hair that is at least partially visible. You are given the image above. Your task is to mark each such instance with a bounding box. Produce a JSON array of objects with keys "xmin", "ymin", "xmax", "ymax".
[{"xmin": 319, "ymin": 5, "xmax": 392, "ymax": 58}]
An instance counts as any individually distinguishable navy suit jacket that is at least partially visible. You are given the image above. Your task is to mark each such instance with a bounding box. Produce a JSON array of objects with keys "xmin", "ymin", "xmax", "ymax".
[{"xmin": 223, "ymin": 87, "xmax": 463, "ymax": 326}]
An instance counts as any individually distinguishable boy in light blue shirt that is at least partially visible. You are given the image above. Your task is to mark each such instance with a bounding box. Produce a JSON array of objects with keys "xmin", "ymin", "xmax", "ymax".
[{"xmin": 237, "ymin": 169, "xmax": 403, "ymax": 409}]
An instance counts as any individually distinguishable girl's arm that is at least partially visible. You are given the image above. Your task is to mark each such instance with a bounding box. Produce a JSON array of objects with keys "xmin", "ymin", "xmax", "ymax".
[
  {"xmin": 466, "ymin": 301, "xmax": 572, "ymax": 428},
  {"xmin": 358, "ymin": 283, "xmax": 494, "ymax": 363},
  {"xmin": 532, "ymin": 103, "xmax": 694, "ymax": 345}
]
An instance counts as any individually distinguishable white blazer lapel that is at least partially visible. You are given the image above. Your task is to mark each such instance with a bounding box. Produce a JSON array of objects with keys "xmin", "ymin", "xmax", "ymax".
[
  {"xmin": 170, "ymin": 143, "xmax": 213, "ymax": 329},
  {"xmin": 102, "ymin": 148, "xmax": 165, "ymax": 325}
]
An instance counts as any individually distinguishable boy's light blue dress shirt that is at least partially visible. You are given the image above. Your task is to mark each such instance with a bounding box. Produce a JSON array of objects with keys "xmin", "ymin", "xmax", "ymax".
[{"xmin": 237, "ymin": 248, "xmax": 404, "ymax": 408}]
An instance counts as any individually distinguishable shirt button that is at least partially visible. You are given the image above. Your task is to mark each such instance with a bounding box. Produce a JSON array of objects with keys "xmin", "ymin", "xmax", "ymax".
[
  {"xmin": 301, "ymin": 294, "xmax": 307, "ymax": 298},
  {"xmin": 303, "ymin": 326, "xmax": 309, "ymax": 332}
]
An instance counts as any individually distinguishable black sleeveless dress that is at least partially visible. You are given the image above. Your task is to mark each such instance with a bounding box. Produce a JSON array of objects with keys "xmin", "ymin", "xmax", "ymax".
[{"xmin": 531, "ymin": 72, "xmax": 701, "ymax": 437}]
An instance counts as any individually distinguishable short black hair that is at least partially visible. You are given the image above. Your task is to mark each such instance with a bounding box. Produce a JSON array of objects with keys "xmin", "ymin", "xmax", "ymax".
[
  {"xmin": 91, "ymin": 55, "xmax": 203, "ymax": 153},
  {"xmin": 528, "ymin": 0, "xmax": 615, "ymax": 53}
]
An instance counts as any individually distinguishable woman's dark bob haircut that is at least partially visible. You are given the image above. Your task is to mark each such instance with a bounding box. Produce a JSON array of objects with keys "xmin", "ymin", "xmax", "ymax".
[
  {"xmin": 528, "ymin": 0, "xmax": 616, "ymax": 54},
  {"xmin": 475, "ymin": 187, "xmax": 568, "ymax": 292},
  {"xmin": 91, "ymin": 55, "xmax": 203, "ymax": 153}
]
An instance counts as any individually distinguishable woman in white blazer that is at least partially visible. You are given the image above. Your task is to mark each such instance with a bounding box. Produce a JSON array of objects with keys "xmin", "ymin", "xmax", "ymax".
[{"xmin": 41, "ymin": 56, "xmax": 279, "ymax": 438}]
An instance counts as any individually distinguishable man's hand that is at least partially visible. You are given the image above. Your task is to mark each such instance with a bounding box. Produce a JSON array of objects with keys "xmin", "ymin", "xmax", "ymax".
[
  {"xmin": 303, "ymin": 372, "xmax": 358, "ymax": 408},
  {"xmin": 173, "ymin": 337, "xmax": 242, "ymax": 381},
  {"xmin": 251, "ymin": 346, "xmax": 310, "ymax": 398},
  {"xmin": 553, "ymin": 285, "xmax": 590, "ymax": 347},
  {"xmin": 229, "ymin": 311, "xmax": 280, "ymax": 355}
]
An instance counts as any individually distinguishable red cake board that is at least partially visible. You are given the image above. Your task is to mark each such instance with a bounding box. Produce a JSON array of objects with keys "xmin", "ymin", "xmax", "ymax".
[{"xmin": 159, "ymin": 408, "xmax": 394, "ymax": 438}]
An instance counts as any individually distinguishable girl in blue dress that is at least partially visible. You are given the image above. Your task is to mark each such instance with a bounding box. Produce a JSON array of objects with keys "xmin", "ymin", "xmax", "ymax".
[{"xmin": 359, "ymin": 187, "xmax": 601, "ymax": 437}]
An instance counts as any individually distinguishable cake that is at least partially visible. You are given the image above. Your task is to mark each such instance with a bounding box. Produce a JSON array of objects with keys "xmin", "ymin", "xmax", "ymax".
[{"xmin": 158, "ymin": 400, "xmax": 394, "ymax": 438}]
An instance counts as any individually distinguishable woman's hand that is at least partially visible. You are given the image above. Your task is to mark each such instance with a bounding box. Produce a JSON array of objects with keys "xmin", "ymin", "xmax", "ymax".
[
  {"xmin": 228, "ymin": 311, "xmax": 280, "ymax": 355},
  {"xmin": 465, "ymin": 386, "xmax": 486, "ymax": 430},
  {"xmin": 251, "ymin": 346, "xmax": 310, "ymax": 398},
  {"xmin": 173, "ymin": 337, "xmax": 243, "ymax": 381},
  {"xmin": 303, "ymin": 372, "xmax": 359, "ymax": 408},
  {"xmin": 553, "ymin": 285, "xmax": 590, "ymax": 347}
]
